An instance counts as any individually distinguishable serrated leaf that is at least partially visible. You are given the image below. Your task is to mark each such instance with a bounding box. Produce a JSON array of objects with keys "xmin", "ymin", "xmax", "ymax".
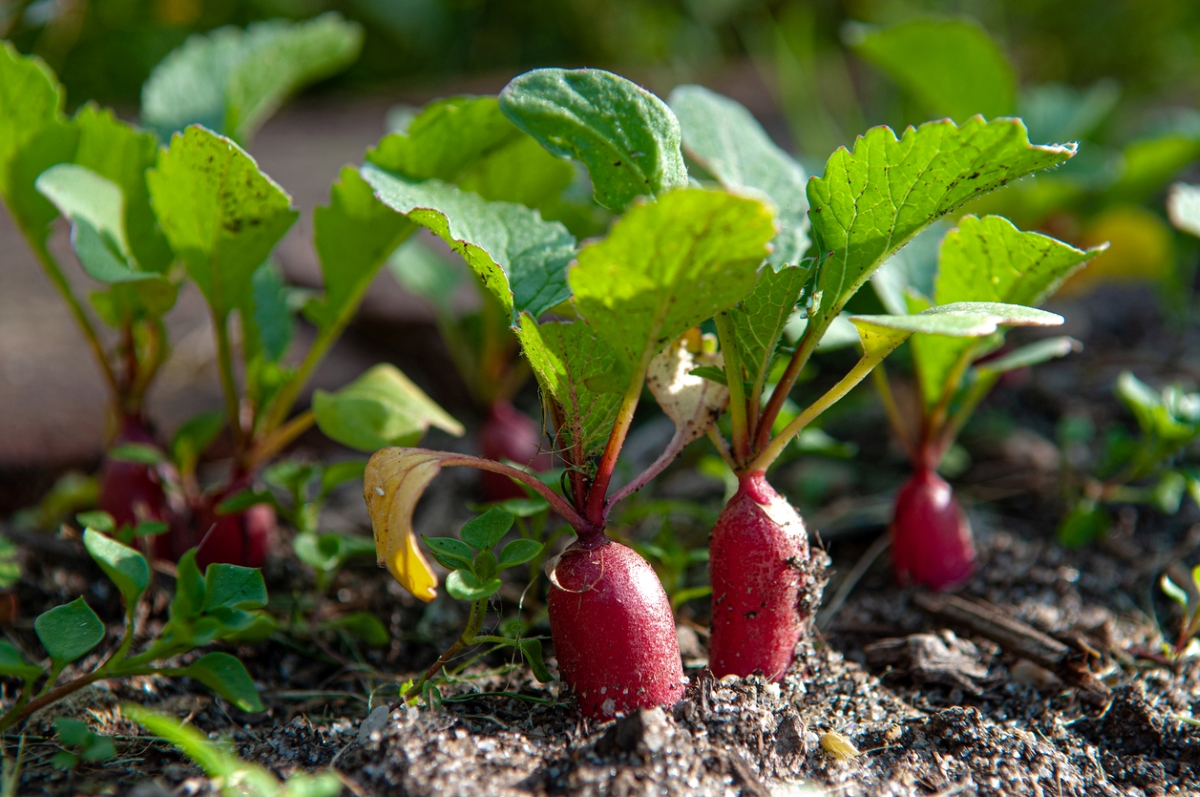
[
  {"xmin": 727, "ymin": 265, "xmax": 809, "ymax": 400},
  {"xmin": 460, "ymin": 508, "xmax": 515, "ymax": 551},
  {"xmin": 498, "ymin": 539, "xmax": 543, "ymax": 569},
  {"xmin": 571, "ymin": 187, "xmax": 775, "ymax": 371},
  {"xmin": 1167, "ymin": 183, "xmax": 1200, "ymax": 239},
  {"xmin": 141, "ymin": 13, "xmax": 363, "ymax": 145},
  {"xmin": 423, "ymin": 537, "xmax": 476, "ymax": 571},
  {"xmin": 849, "ymin": 18, "xmax": 1016, "ymax": 122},
  {"xmin": 361, "ymin": 164, "xmax": 575, "ymax": 323},
  {"xmin": 83, "ymin": 529, "xmax": 149, "ymax": 614},
  {"xmin": 646, "ymin": 334, "xmax": 729, "ymax": 447},
  {"xmin": 806, "ymin": 118, "xmax": 1075, "ymax": 335},
  {"xmin": 445, "ymin": 570, "xmax": 502, "ymax": 601},
  {"xmin": 203, "ymin": 564, "xmax": 267, "ymax": 612},
  {"xmin": 366, "ymin": 95, "xmax": 575, "ymax": 211},
  {"xmin": 499, "ymin": 68, "xmax": 687, "ymax": 211},
  {"xmin": 313, "ymin": 363, "xmax": 463, "ymax": 452},
  {"xmin": 308, "ymin": 165, "xmax": 414, "ymax": 335},
  {"xmin": 35, "ymin": 598, "xmax": 105, "ymax": 666},
  {"xmin": 147, "ymin": 126, "xmax": 298, "ymax": 322},
  {"xmin": 181, "ymin": 652, "xmax": 265, "ymax": 712},
  {"xmin": 870, "ymin": 220, "xmax": 948, "ymax": 315},
  {"xmin": 514, "ymin": 315, "xmax": 623, "ymax": 473},
  {"xmin": 0, "ymin": 640, "xmax": 42, "ymax": 680},
  {"xmin": 909, "ymin": 215, "xmax": 1096, "ymax": 408},
  {"xmin": 669, "ymin": 84, "xmax": 809, "ymax": 270},
  {"xmin": 974, "ymin": 336, "xmax": 1080, "ymax": 375}
]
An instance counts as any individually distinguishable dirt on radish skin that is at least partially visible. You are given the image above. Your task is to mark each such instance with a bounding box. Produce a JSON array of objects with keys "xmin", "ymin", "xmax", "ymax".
[
  {"xmin": 478, "ymin": 400, "xmax": 553, "ymax": 501},
  {"xmin": 547, "ymin": 538, "xmax": 685, "ymax": 719},
  {"xmin": 98, "ymin": 416, "xmax": 170, "ymax": 530},
  {"xmin": 889, "ymin": 468, "xmax": 975, "ymax": 590},
  {"xmin": 709, "ymin": 472, "xmax": 825, "ymax": 681}
]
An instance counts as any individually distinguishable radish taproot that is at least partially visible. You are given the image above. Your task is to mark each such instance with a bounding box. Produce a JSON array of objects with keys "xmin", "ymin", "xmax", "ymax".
[
  {"xmin": 98, "ymin": 416, "xmax": 170, "ymax": 532},
  {"xmin": 888, "ymin": 469, "xmax": 974, "ymax": 589},
  {"xmin": 478, "ymin": 400, "xmax": 553, "ymax": 501},
  {"xmin": 669, "ymin": 86, "xmax": 1082, "ymax": 678}
]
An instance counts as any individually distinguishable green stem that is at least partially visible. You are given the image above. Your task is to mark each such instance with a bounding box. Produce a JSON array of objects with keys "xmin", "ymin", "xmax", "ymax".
[
  {"xmin": 755, "ymin": 318, "xmax": 821, "ymax": 453},
  {"xmin": 922, "ymin": 343, "xmax": 978, "ymax": 454},
  {"xmin": 212, "ymin": 314, "xmax": 246, "ymax": 453},
  {"xmin": 714, "ymin": 312, "xmax": 751, "ymax": 464},
  {"xmin": 28, "ymin": 235, "xmax": 120, "ymax": 398},
  {"xmin": 934, "ymin": 369, "xmax": 1000, "ymax": 464},
  {"xmin": 871, "ymin": 364, "xmax": 917, "ymax": 464},
  {"xmin": 750, "ymin": 348, "xmax": 889, "ymax": 472},
  {"xmin": 246, "ymin": 410, "xmax": 315, "ymax": 471},
  {"xmin": 399, "ymin": 597, "xmax": 487, "ymax": 702}
]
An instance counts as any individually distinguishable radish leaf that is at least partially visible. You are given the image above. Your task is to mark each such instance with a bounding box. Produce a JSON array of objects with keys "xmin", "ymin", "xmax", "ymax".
[{"xmin": 726, "ymin": 265, "xmax": 810, "ymax": 400}]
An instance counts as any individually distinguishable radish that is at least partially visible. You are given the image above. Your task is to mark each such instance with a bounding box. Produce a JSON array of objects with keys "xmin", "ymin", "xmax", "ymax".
[
  {"xmin": 708, "ymin": 472, "xmax": 813, "ymax": 680},
  {"xmin": 547, "ymin": 538, "xmax": 685, "ymax": 719},
  {"xmin": 98, "ymin": 416, "xmax": 169, "ymax": 531},
  {"xmin": 889, "ymin": 468, "xmax": 974, "ymax": 589},
  {"xmin": 478, "ymin": 400, "xmax": 553, "ymax": 501}
]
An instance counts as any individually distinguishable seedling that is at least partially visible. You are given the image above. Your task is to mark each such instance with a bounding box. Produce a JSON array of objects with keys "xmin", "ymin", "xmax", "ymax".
[
  {"xmin": 1160, "ymin": 564, "xmax": 1200, "ymax": 658},
  {"xmin": 0, "ymin": 529, "xmax": 266, "ymax": 733},
  {"xmin": 363, "ymin": 68, "xmax": 789, "ymax": 718},
  {"xmin": 667, "ymin": 84, "xmax": 1078, "ymax": 679},
  {"xmin": 870, "ymin": 216, "xmax": 1099, "ymax": 588},
  {"xmin": 1059, "ymin": 372, "xmax": 1200, "ymax": 546},
  {"xmin": 1, "ymin": 34, "xmax": 461, "ymax": 568},
  {"xmin": 124, "ymin": 704, "xmax": 342, "ymax": 797},
  {"xmin": 50, "ymin": 717, "xmax": 116, "ymax": 770}
]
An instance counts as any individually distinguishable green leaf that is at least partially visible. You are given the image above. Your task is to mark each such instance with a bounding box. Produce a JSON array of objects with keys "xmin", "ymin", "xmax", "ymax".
[
  {"xmin": 806, "ymin": 118, "xmax": 1075, "ymax": 336},
  {"xmin": 0, "ymin": 640, "xmax": 42, "ymax": 680},
  {"xmin": 141, "ymin": 13, "xmax": 363, "ymax": 145},
  {"xmin": 366, "ymin": 95, "xmax": 575, "ymax": 211},
  {"xmin": 422, "ymin": 537, "xmax": 476, "ymax": 571},
  {"xmin": 147, "ymin": 126, "xmax": 298, "ymax": 322},
  {"xmin": 203, "ymin": 565, "xmax": 267, "ymax": 612},
  {"xmin": 515, "ymin": 316, "xmax": 623, "ymax": 473},
  {"xmin": 54, "ymin": 717, "xmax": 91, "ymax": 747},
  {"xmin": 180, "ymin": 652, "xmax": 265, "ymax": 712},
  {"xmin": 1057, "ymin": 500, "xmax": 1110, "ymax": 548},
  {"xmin": 1019, "ymin": 80, "xmax": 1119, "ymax": 144},
  {"xmin": 571, "ymin": 187, "xmax": 775, "ymax": 370},
  {"xmin": 853, "ymin": 302, "xmax": 1062, "ymax": 337},
  {"xmin": 1116, "ymin": 371, "xmax": 1200, "ymax": 447},
  {"xmin": 668, "ymin": 84, "xmax": 809, "ymax": 269},
  {"xmin": 460, "ymin": 508, "xmax": 515, "ymax": 551},
  {"xmin": 124, "ymin": 705, "xmax": 271, "ymax": 788},
  {"xmin": 170, "ymin": 550, "xmax": 206, "ymax": 623},
  {"xmin": 499, "ymin": 68, "xmax": 687, "ymax": 211},
  {"xmin": 1107, "ymin": 129, "xmax": 1200, "ymax": 205},
  {"xmin": 1168, "ymin": 183, "xmax": 1200, "ymax": 239},
  {"xmin": 216, "ymin": 489, "xmax": 278, "ymax": 515},
  {"xmin": 312, "ymin": 363, "xmax": 464, "ymax": 452},
  {"xmin": 849, "ymin": 18, "xmax": 1016, "ymax": 122},
  {"xmin": 320, "ymin": 460, "xmax": 367, "ymax": 496},
  {"xmin": 387, "ymin": 238, "xmax": 463, "ymax": 314},
  {"xmin": 322, "ymin": 611, "xmax": 389, "ymax": 647},
  {"xmin": 308, "ymin": 166, "xmax": 414, "ymax": 335},
  {"xmin": 445, "ymin": 570, "xmax": 502, "ymax": 602},
  {"xmin": 83, "ymin": 529, "xmax": 149, "ymax": 613},
  {"xmin": 248, "ymin": 261, "xmax": 293, "ymax": 362},
  {"xmin": 361, "ymin": 164, "xmax": 575, "ymax": 323},
  {"xmin": 0, "ymin": 41, "xmax": 67, "ymax": 226},
  {"xmin": 909, "ymin": 215, "xmax": 1096, "ymax": 408},
  {"xmin": 35, "ymin": 598, "xmax": 105, "ymax": 666},
  {"xmin": 1153, "ymin": 471, "xmax": 1187, "ymax": 515},
  {"xmin": 1161, "ymin": 573, "xmax": 1190, "ymax": 608},
  {"xmin": 498, "ymin": 539, "xmax": 543, "ymax": 569},
  {"xmin": 170, "ymin": 410, "xmax": 225, "ymax": 474},
  {"xmin": 974, "ymin": 336, "xmax": 1080, "ymax": 375},
  {"xmin": 109, "ymin": 442, "xmax": 167, "ymax": 465},
  {"xmin": 518, "ymin": 638, "xmax": 552, "ymax": 683},
  {"xmin": 727, "ymin": 265, "xmax": 810, "ymax": 400},
  {"xmin": 76, "ymin": 510, "xmax": 116, "ymax": 533}
]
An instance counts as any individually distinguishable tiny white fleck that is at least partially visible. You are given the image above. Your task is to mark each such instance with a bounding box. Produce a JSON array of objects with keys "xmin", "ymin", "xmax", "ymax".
[{"xmin": 374, "ymin": 487, "xmax": 385, "ymax": 496}]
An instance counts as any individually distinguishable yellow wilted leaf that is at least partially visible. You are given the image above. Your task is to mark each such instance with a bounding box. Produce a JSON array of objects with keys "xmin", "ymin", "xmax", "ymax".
[
  {"xmin": 646, "ymin": 331, "xmax": 729, "ymax": 447},
  {"xmin": 819, "ymin": 731, "xmax": 860, "ymax": 761},
  {"xmin": 364, "ymin": 448, "xmax": 451, "ymax": 602}
]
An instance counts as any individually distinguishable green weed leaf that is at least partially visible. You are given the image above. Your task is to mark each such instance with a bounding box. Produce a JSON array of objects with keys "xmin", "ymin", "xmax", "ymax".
[
  {"xmin": 76, "ymin": 510, "xmax": 116, "ymax": 533},
  {"xmin": 203, "ymin": 565, "xmax": 267, "ymax": 612},
  {"xmin": 498, "ymin": 539, "xmax": 543, "ymax": 569},
  {"xmin": 313, "ymin": 363, "xmax": 464, "ymax": 452},
  {"xmin": 141, "ymin": 13, "xmax": 362, "ymax": 144},
  {"xmin": 170, "ymin": 550, "xmax": 206, "ymax": 623},
  {"xmin": 361, "ymin": 164, "xmax": 576, "ymax": 323},
  {"xmin": 445, "ymin": 570, "xmax": 502, "ymax": 602},
  {"xmin": 500, "ymin": 68, "xmax": 687, "ymax": 211},
  {"xmin": 35, "ymin": 598, "xmax": 105, "ymax": 666},
  {"xmin": 669, "ymin": 85, "xmax": 809, "ymax": 269},
  {"xmin": 83, "ymin": 529, "xmax": 149, "ymax": 613},
  {"xmin": 147, "ymin": 126, "xmax": 298, "ymax": 322},
  {"xmin": 849, "ymin": 18, "xmax": 1016, "ymax": 121},
  {"xmin": 181, "ymin": 652, "xmax": 264, "ymax": 712},
  {"xmin": 570, "ymin": 187, "xmax": 775, "ymax": 371},
  {"xmin": 422, "ymin": 537, "xmax": 476, "ymax": 571},
  {"xmin": 806, "ymin": 118, "xmax": 1075, "ymax": 335},
  {"xmin": 518, "ymin": 638, "xmax": 552, "ymax": 683},
  {"xmin": 0, "ymin": 640, "xmax": 42, "ymax": 680},
  {"xmin": 460, "ymin": 508, "xmax": 515, "ymax": 551}
]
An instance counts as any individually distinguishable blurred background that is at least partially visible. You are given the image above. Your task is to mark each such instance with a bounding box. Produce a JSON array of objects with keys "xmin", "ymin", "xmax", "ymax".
[{"xmin": 3, "ymin": 0, "xmax": 1200, "ymax": 511}]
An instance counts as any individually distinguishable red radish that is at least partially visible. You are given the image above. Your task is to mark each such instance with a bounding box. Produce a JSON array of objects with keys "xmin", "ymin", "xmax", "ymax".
[
  {"xmin": 548, "ymin": 538, "xmax": 685, "ymax": 719},
  {"xmin": 889, "ymin": 468, "xmax": 975, "ymax": 590},
  {"xmin": 478, "ymin": 400, "xmax": 553, "ymax": 501},
  {"xmin": 98, "ymin": 415, "xmax": 169, "ymax": 530},
  {"xmin": 191, "ymin": 486, "xmax": 276, "ymax": 569},
  {"xmin": 709, "ymin": 472, "xmax": 814, "ymax": 680}
]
